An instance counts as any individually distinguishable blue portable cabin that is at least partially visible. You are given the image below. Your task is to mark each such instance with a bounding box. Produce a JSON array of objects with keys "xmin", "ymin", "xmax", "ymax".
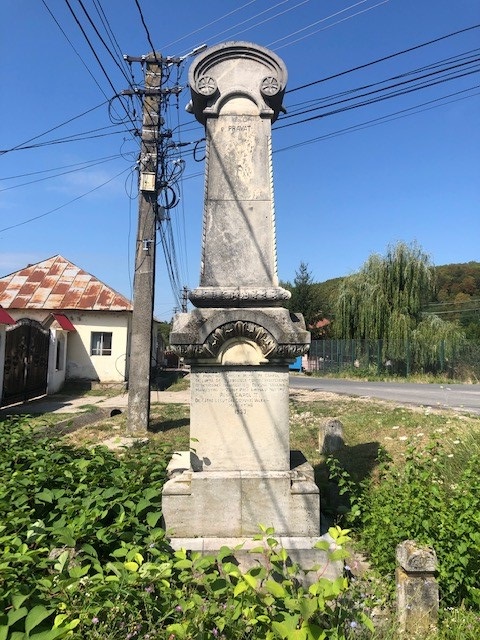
[{"xmin": 289, "ymin": 355, "xmax": 303, "ymax": 372}]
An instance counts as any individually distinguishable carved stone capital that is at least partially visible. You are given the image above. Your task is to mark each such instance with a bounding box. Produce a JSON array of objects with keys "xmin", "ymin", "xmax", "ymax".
[
  {"xmin": 188, "ymin": 41, "xmax": 287, "ymax": 124},
  {"xmin": 189, "ymin": 286, "xmax": 291, "ymax": 308}
]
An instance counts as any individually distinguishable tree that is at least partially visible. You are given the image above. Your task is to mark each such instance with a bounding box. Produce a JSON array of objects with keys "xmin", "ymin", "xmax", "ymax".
[
  {"xmin": 334, "ymin": 241, "xmax": 463, "ymax": 367},
  {"xmin": 284, "ymin": 262, "xmax": 326, "ymax": 335}
]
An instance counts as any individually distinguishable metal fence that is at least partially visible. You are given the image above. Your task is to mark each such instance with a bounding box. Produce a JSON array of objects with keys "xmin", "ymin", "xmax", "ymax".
[{"xmin": 305, "ymin": 339, "xmax": 480, "ymax": 379}]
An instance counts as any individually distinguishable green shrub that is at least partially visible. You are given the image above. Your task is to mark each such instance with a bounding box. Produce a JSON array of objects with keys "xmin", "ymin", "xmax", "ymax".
[
  {"xmin": 328, "ymin": 437, "xmax": 480, "ymax": 609},
  {"xmin": 0, "ymin": 417, "xmax": 372, "ymax": 640}
]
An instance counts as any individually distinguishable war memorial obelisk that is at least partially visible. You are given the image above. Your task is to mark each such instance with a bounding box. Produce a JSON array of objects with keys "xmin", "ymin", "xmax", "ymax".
[{"xmin": 163, "ymin": 42, "xmax": 329, "ymax": 573}]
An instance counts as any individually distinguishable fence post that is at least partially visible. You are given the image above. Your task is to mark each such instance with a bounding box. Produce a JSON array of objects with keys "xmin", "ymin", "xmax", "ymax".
[
  {"xmin": 439, "ymin": 340, "xmax": 445, "ymax": 372},
  {"xmin": 377, "ymin": 340, "xmax": 382, "ymax": 374},
  {"xmin": 406, "ymin": 339, "xmax": 411, "ymax": 377}
]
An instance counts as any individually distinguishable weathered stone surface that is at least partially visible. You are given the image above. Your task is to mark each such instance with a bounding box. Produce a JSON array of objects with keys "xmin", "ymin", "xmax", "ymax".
[
  {"xmin": 319, "ymin": 418, "xmax": 345, "ymax": 454},
  {"xmin": 190, "ymin": 367, "xmax": 289, "ymax": 471},
  {"xmin": 162, "ymin": 42, "xmax": 329, "ymax": 582},
  {"xmin": 396, "ymin": 541, "xmax": 439, "ymax": 636},
  {"xmin": 162, "ymin": 467, "xmax": 319, "ymax": 538},
  {"xmin": 185, "ymin": 42, "xmax": 289, "ymax": 307},
  {"xmin": 396, "ymin": 539, "xmax": 438, "ymax": 573},
  {"xmin": 170, "ymin": 307, "xmax": 310, "ymax": 365}
]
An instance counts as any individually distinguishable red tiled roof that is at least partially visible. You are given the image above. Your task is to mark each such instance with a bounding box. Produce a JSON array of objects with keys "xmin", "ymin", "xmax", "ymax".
[
  {"xmin": 0, "ymin": 255, "xmax": 132, "ymax": 312},
  {"xmin": 0, "ymin": 307, "xmax": 15, "ymax": 325},
  {"xmin": 51, "ymin": 313, "xmax": 76, "ymax": 331}
]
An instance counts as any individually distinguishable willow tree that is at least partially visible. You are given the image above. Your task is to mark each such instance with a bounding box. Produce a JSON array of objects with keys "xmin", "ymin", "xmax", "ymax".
[{"xmin": 335, "ymin": 242, "xmax": 441, "ymax": 362}]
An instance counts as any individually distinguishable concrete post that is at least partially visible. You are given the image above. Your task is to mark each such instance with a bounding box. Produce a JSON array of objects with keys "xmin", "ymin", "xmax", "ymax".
[{"xmin": 396, "ymin": 540, "xmax": 439, "ymax": 636}]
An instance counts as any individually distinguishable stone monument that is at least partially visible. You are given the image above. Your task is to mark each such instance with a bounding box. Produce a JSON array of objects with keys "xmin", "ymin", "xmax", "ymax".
[{"xmin": 163, "ymin": 42, "xmax": 328, "ymax": 574}]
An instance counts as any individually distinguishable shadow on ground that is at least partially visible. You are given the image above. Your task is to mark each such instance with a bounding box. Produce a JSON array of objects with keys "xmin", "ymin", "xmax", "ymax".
[
  {"xmin": 148, "ymin": 417, "xmax": 190, "ymax": 433},
  {"xmin": 315, "ymin": 440, "xmax": 382, "ymax": 518},
  {"xmin": 151, "ymin": 370, "xmax": 189, "ymax": 391}
]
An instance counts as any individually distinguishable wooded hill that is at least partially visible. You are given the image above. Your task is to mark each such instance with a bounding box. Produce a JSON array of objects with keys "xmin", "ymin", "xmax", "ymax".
[{"xmin": 315, "ymin": 261, "xmax": 480, "ymax": 340}]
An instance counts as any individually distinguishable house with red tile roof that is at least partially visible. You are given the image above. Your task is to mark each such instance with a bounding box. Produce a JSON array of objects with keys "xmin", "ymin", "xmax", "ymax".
[{"xmin": 0, "ymin": 255, "xmax": 161, "ymax": 405}]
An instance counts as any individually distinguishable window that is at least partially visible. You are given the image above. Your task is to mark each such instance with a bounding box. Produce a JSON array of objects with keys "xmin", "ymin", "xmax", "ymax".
[{"xmin": 91, "ymin": 332, "xmax": 112, "ymax": 356}]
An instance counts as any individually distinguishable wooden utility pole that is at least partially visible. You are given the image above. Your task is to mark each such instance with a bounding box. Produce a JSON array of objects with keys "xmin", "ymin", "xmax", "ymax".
[{"xmin": 127, "ymin": 52, "xmax": 161, "ymax": 433}]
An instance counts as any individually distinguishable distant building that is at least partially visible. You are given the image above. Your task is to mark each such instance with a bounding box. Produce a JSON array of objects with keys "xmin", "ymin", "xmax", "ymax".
[{"xmin": 0, "ymin": 255, "xmax": 163, "ymax": 406}]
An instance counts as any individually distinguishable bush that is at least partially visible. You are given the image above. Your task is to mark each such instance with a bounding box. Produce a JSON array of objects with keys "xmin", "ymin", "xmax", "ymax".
[
  {"xmin": 328, "ymin": 437, "xmax": 480, "ymax": 609},
  {"xmin": 0, "ymin": 416, "xmax": 372, "ymax": 640}
]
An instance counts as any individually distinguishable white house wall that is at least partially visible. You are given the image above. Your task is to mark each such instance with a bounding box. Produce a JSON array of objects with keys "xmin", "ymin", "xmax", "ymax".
[
  {"xmin": 47, "ymin": 329, "xmax": 67, "ymax": 394},
  {"xmin": 65, "ymin": 311, "xmax": 130, "ymax": 382},
  {"xmin": 6, "ymin": 309, "xmax": 131, "ymax": 384}
]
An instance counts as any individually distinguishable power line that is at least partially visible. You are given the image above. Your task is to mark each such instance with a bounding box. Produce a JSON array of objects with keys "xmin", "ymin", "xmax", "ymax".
[
  {"xmin": 275, "ymin": 65, "xmax": 480, "ymax": 130},
  {"xmin": 76, "ymin": 0, "xmax": 134, "ymax": 86},
  {"xmin": 0, "ymin": 166, "xmax": 133, "ymax": 233},
  {"xmin": 63, "ymin": 0, "xmax": 139, "ymax": 135},
  {"xmin": 134, "ymin": 0, "xmax": 158, "ymax": 59},
  {"xmin": 41, "ymin": 0, "xmax": 114, "ymax": 104},
  {"xmin": 161, "ymin": 0, "xmax": 258, "ymax": 51},
  {"xmin": 274, "ymin": 84, "xmax": 480, "ymax": 153},
  {"xmin": 270, "ymin": 0, "xmax": 390, "ymax": 51},
  {"xmin": 0, "ymin": 155, "xmax": 122, "ymax": 192},
  {"xmin": 0, "ymin": 154, "xmax": 122, "ymax": 181},
  {"xmin": 278, "ymin": 55, "xmax": 480, "ymax": 126},
  {"xmin": 286, "ymin": 23, "xmax": 480, "ymax": 94},
  {"xmin": 285, "ymin": 49, "xmax": 480, "ymax": 114},
  {"xmin": 2, "ymin": 126, "xmax": 133, "ymax": 153},
  {"xmin": 0, "ymin": 100, "xmax": 108, "ymax": 155}
]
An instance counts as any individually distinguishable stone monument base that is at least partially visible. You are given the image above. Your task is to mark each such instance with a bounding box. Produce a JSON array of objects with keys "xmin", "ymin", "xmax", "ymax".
[{"xmin": 162, "ymin": 451, "xmax": 339, "ymax": 584}]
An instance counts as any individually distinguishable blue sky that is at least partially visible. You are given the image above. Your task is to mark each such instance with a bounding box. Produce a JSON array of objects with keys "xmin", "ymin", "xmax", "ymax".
[{"xmin": 1, "ymin": 0, "xmax": 479, "ymax": 320}]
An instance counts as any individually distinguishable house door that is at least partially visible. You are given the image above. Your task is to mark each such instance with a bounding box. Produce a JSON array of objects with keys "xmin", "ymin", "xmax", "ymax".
[{"xmin": 2, "ymin": 319, "xmax": 50, "ymax": 406}]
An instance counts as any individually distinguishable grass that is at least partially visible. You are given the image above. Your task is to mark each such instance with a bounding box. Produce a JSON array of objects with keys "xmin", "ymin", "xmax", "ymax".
[
  {"xmin": 36, "ymin": 382, "xmax": 480, "ymax": 639},
  {"xmin": 307, "ymin": 368, "xmax": 476, "ymax": 385}
]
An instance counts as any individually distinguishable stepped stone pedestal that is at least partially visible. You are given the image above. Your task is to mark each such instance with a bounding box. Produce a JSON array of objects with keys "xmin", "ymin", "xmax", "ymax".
[{"xmin": 163, "ymin": 42, "xmax": 334, "ymax": 580}]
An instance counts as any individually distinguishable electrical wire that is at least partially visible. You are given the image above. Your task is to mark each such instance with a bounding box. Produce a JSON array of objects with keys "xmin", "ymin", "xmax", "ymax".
[
  {"xmin": 161, "ymin": 0, "xmax": 258, "ymax": 51},
  {"xmin": 64, "ymin": 0, "xmax": 139, "ymax": 136},
  {"xmin": 286, "ymin": 48, "xmax": 480, "ymax": 112},
  {"xmin": 271, "ymin": 0, "xmax": 390, "ymax": 51},
  {"xmin": 286, "ymin": 23, "xmax": 480, "ymax": 94},
  {"xmin": 0, "ymin": 100, "xmax": 108, "ymax": 155},
  {"xmin": 0, "ymin": 166, "xmax": 133, "ymax": 233},
  {"xmin": 267, "ymin": 0, "xmax": 374, "ymax": 47},
  {"xmin": 0, "ymin": 155, "xmax": 122, "ymax": 192},
  {"xmin": 0, "ymin": 155, "xmax": 121, "ymax": 181},
  {"xmin": 76, "ymin": 0, "xmax": 133, "ymax": 86},
  {"xmin": 279, "ymin": 55, "xmax": 480, "ymax": 123},
  {"xmin": 3, "ymin": 126, "xmax": 133, "ymax": 152},
  {"xmin": 185, "ymin": 0, "xmax": 311, "ymax": 52},
  {"xmin": 41, "ymin": 0, "xmax": 114, "ymax": 104},
  {"xmin": 274, "ymin": 84, "xmax": 480, "ymax": 153},
  {"xmin": 275, "ymin": 66, "xmax": 480, "ymax": 130},
  {"xmin": 134, "ymin": 0, "xmax": 159, "ymax": 61}
]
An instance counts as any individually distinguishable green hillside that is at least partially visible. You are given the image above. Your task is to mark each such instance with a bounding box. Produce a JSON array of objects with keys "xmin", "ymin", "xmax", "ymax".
[{"xmin": 315, "ymin": 261, "xmax": 480, "ymax": 341}]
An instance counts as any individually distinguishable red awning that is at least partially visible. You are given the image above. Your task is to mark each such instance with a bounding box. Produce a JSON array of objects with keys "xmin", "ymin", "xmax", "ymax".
[
  {"xmin": 0, "ymin": 308, "xmax": 15, "ymax": 325},
  {"xmin": 51, "ymin": 313, "xmax": 76, "ymax": 331}
]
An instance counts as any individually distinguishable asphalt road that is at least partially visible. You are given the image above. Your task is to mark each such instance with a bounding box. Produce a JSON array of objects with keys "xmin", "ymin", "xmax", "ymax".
[{"xmin": 289, "ymin": 375, "xmax": 480, "ymax": 415}]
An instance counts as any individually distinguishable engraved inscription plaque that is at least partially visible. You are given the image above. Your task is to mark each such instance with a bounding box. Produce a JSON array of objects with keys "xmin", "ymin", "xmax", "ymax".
[{"xmin": 191, "ymin": 367, "xmax": 290, "ymax": 472}]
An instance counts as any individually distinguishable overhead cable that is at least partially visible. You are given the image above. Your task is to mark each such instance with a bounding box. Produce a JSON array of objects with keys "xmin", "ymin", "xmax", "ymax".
[
  {"xmin": 287, "ymin": 23, "xmax": 480, "ymax": 94},
  {"xmin": 0, "ymin": 166, "xmax": 133, "ymax": 233}
]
